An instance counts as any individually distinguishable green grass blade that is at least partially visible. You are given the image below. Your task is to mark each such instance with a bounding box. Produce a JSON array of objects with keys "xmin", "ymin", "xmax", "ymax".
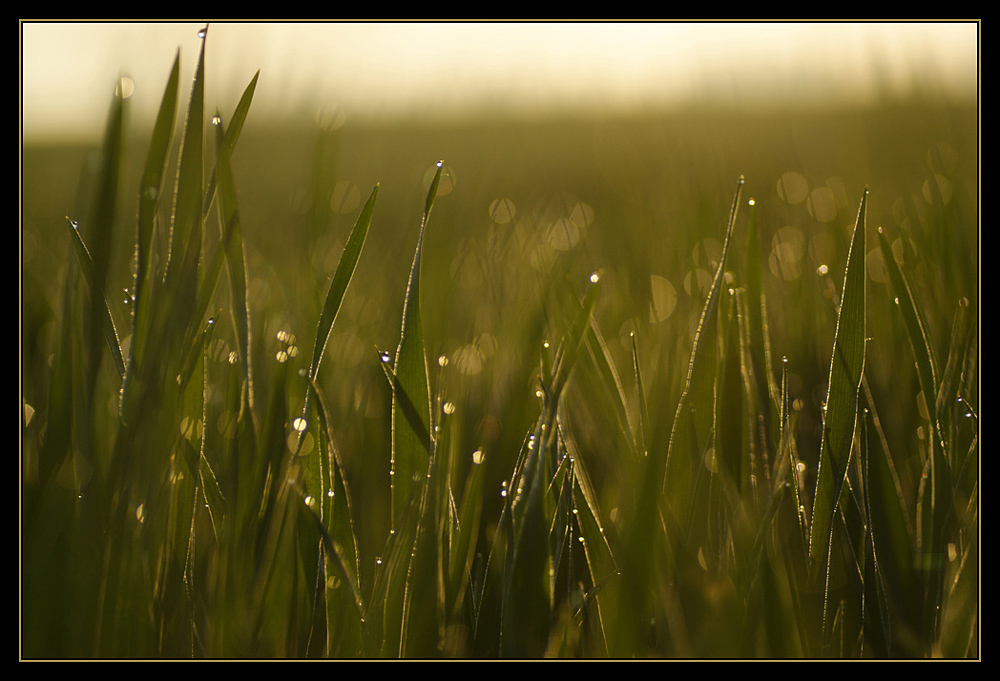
[
  {"xmin": 212, "ymin": 113, "xmax": 254, "ymax": 408},
  {"xmin": 66, "ymin": 219, "xmax": 125, "ymax": 380},
  {"xmin": 306, "ymin": 185, "xmax": 378, "ymax": 390},
  {"xmin": 127, "ymin": 52, "xmax": 179, "ymax": 388},
  {"xmin": 390, "ymin": 162, "xmax": 441, "ymax": 530},
  {"xmin": 664, "ymin": 176, "xmax": 744, "ymax": 519},
  {"xmin": 808, "ymin": 188, "xmax": 868, "ymax": 581},
  {"xmin": 877, "ymin": 225, "xmax": 939, "ymax": 433},
  {"xmin": 202, "ymin": 70, "xmax": 260, "ymax": 218},
  {"xmin": 163, "ymin": 29, "xmax": 206, "ymax": 325},
  {"xmin": 631, "ymin": 332, "xmax": 650, "ymax": 456}
]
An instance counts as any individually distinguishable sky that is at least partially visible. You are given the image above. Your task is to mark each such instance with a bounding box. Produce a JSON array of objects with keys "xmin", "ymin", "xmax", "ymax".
[{"xmin": 20, "ymin": 20, "xmax": 979, "ymax": 142}]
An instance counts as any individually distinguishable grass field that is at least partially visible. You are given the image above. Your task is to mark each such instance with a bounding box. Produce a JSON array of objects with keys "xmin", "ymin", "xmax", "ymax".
[{"xmin": 20, "ymin": 35, "xmax": 979, "ymax": 658}]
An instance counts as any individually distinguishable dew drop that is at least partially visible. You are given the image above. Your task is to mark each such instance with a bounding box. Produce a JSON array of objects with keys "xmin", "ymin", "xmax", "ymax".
[
  {"xmin": 443, "ymin": 401, "xmax": 456, "ymax": 415},
  {"xmin": 590, "ymin": 272, "xmax": 601, "ymax": 284},
  {"xmin": 292, "ymin": 417, "xmax": 308, "ymax": 432},
  {"xmin": 816, "ymin": 264, "xmax": 829, "ymax": 276},
  {"xmin": 327, "ymin": 489, "xmax": 335, "ymax": 497},
  {"xmin": 472, "ymin": 448, "xmax": 485, "ymax": 465},
  {"xmin": 748, "ymin": 198, "xmax": 756, "ymax": 206},
  {"xmin": 438, "ymin": 355, "xmax": 449, "ymax": 367},
  {"xmin": 197, "ymin": 26, "xmax": 207, "ymax": 39},
  {"xmin": 380, "ymin": 351, "xmax": 392, "ymax": 363},
  {"xmin": 211, "ymin": 115, "xmax": 221, "ymax": 126}
]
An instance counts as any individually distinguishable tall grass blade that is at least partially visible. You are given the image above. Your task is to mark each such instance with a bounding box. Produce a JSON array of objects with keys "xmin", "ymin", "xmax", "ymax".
[
  {"xmin": 664, "ymin": 176, "xmax": 743, "ymax": 523},
  {"xmin": 203, "ymin": 71, "xmax": 260, "ymax": 218},
  {"xmin": 126, "ymin": 52, "xmax": 179, "ymax": 405},
  {"xmin": 390, "ymin": 163, "xmax": 441, "ymax": 530},
  {"xmin": 163, "ymin": 29, "xmax": 206, "ymax": 331},
  {"xmin": 212, "ymin": 114, "xmax": 254, "ymax": 409},
  {"xmin": 808, "ymin": 189, "xmax": 868, "ymax": 581},
  {"xmin": 302, "ymin": 186, "xmax": 378, "ymax": 432},
  {"xmin": 66, "ymin": 219, "xmax": 125, "ymax": 380}
]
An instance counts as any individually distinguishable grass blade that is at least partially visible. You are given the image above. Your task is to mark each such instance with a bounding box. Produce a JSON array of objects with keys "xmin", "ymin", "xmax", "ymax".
[
  {"xmin": 390, "ymin": 162, "xmax": 441, "ymax": 530},
  {"xmin": 66, "ymin": 219, "xmax": 125, "ymax": 380},
  {"xmin": 808, "ymin": 188, "xmax": 868, "ymax": 581},
  {"xmin": 126, "ymin": 52, "xmax": 179, "ymax": 396},
  {"xmin": 212, "ymin": 113, "xmax": 254, "ymax": 409},
  {"xmin": 664, "ymin": 176, "xmax": 744, "ymax": 522}
]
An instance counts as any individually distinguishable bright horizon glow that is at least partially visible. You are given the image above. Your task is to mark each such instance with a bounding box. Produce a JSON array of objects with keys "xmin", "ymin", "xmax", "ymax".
[{"xmin": 21, "ymin": 20, "xmax": 979, "ymax": 142}]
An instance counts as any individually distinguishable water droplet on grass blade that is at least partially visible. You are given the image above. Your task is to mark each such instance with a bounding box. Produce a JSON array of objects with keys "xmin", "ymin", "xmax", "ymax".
[{"xmin": 211, "ymin": 115, "xmax": 221, "ymax": 126}]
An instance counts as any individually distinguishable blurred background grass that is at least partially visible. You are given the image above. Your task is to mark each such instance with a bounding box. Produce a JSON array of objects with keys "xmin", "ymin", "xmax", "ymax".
[{"xmin": 20, "ymin": 21, "xmax": 978, "ymax": 657}]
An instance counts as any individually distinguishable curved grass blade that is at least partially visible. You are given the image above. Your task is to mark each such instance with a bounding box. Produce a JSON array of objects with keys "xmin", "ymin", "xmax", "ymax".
[
  {"xmin": 212, "ymin": 113, "xmax": 254, "ymax": 409},
  {"xmin": 390, "ymin": 162, "xmax": 442, "ymax": 530},
  {"xmin": 808, "ymin": 188, "xmax": 868, "ymax": 581},
  {"xmin": 202, "ymin": 70, "xmax": 260, "ymax": 218},
  {"xmin": 877, "ymin": 226, "xmax": 939, "ymax": 437},
  {"xmin": 163, "ymin": 29, "xmax": 206, "ymax": 327},
  {"xmin": 664, "ymin": 176, "xmax": 744, "ymax": 517},
  {"xmin": 631, "ymin": 331, "xmax": 651, "ymax": 456},
  {"xmin": 126, "ymin": 52, "xmax": 179, "ymax": 397},
  {"xmin": 66, "ymin": 218, "xmax": 125, "ymax": 380},
  {"xmin": 298, "ymin": 185, "xmax": 378, "ymax": 438}
]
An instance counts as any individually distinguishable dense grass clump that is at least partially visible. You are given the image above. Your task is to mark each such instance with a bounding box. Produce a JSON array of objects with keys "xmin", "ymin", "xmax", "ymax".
[{"xmin": 21, "ymin": 33, "xmax": 978, "ymax": 658}]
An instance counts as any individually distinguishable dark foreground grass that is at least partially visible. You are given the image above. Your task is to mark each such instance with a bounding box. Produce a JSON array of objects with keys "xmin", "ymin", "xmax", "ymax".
[{"xmin": 21, "ymin": 33, "xmax": 978, "ymax": 658}]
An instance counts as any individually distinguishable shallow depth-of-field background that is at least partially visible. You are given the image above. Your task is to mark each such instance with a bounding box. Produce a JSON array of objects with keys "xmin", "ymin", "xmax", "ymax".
[{"xmin": 21, "ymin": 26, "xmax": 978, "ymax": 659}]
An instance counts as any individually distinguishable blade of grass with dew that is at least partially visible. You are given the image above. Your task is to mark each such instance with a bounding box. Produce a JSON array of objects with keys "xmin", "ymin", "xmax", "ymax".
[
  {"xmin": 162, "ymin": 28, "xmax": 206, "ymax": 337},
  {"xmin": 391, "ymin": 162, "xmax": 441, "ymax": 531},
  {"xmin": 375, "ymin": 163, "xmax": 442, "ymax": 656},
  {"xmin": 808, "ymin": 188, "xmax": 868, "ymax": 582},
  {"xmin": 306, "ymin": 377, "xmax": 364, "ymax": 615},
  {"xmin": 501, "ymin": 275, "xmax": 600, "ymax": 657},
  {"xmin": 124, "ymin": 52, "xmax": 179, "ymax": 412},
  {"xmin": 877, "ymin": 223, "xmax": 953, "ymax": 650},
  {"xmin": 742, "ymin": 197, "xmax": 779, "ymax": 467},
  {"xmin": 859, "ymin": 408, "xmax": 893, "ymax": 657},
  {"xmin": 66, "ymin": 219, "xmax": 125, "ymax": 380},
  {"xmin": 180, "ymin": 73, "xmax": 261, "ymax": 368},
  {"xmin": 299, "ymin": 184, "xmax": 378, "ymax": 440},
  {"xmin": 445, "ymin": 445, "xmax": 487, "ymax": 623},
  {"xmin": 664, "ymin": 176, "xmax": 744, "ymax": 527},
  {"xmin": 75, "ymin": 83, "xmax": 123, "ymax": 431},
  {"xmin": 212, "ymin": 113, "xmax": 254, "ymax": 409},
  {"xmin": 202, "ymin": 71, "xmax": 260, "ymax": 218}
]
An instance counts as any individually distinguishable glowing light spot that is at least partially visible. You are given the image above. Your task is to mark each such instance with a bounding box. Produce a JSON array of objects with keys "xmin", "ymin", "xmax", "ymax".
[
  {"xmin": 649, "ymin": 274, "xmax": 677, "ymax": 323},
  {"xmin": 777, "ymin": 170, "xmax": 809, "ymax": 205},
  {"xmin": 472, "ymin": 449, "xmax": 485, "ymax": 465},
  {"xmin": 489, "ymin": 197, "xmax": 516, "ymax": 224},
  {"xmin": 590, "ymin": 272, "xmax": 601, "ymax": 284},
  {"xmin": 116, "ymin": 77, "xmax": 135, "ymax": 99},
  {"xmin": 293, "ymin": 417, "xmax": 308, "ymax": 432},
  {"xmin": 443, "ymin": 401, "xmax": 456, "ymax": 415}
]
